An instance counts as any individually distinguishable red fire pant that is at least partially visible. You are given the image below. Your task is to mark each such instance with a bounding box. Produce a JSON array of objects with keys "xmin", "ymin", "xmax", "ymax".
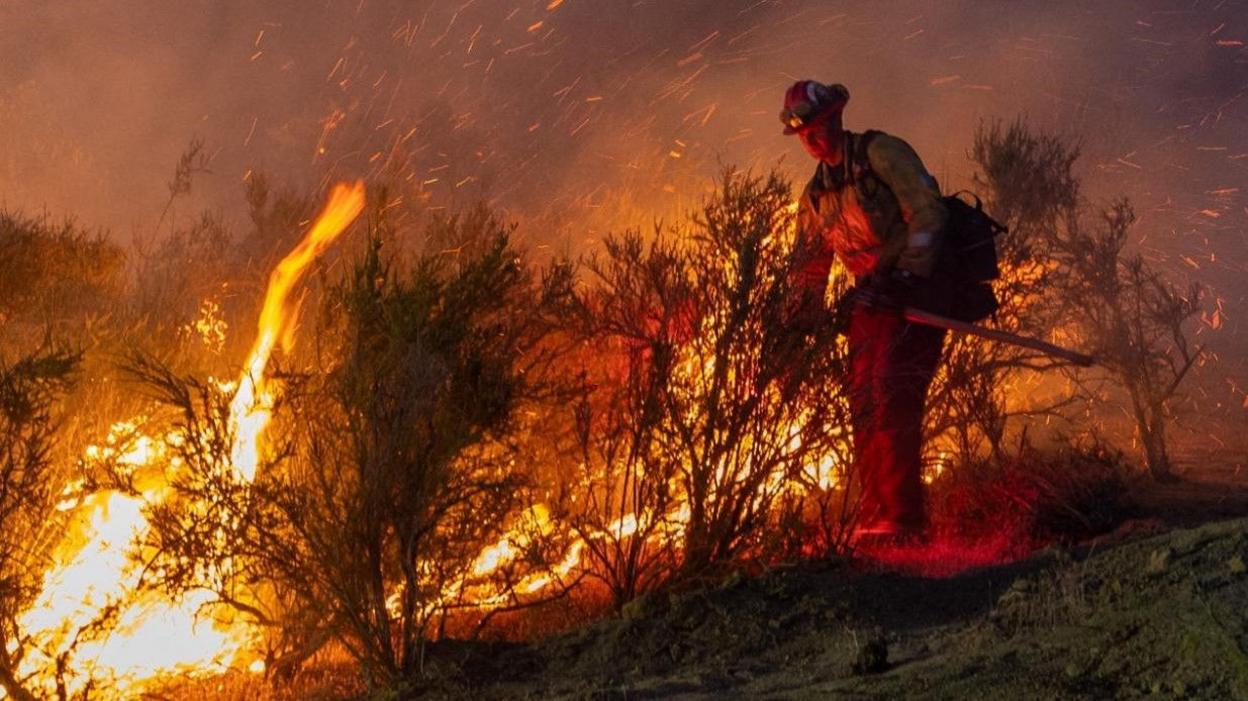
[{"xmin": 848, "ymin": 304, "xmax": 946, "ymax": 531}]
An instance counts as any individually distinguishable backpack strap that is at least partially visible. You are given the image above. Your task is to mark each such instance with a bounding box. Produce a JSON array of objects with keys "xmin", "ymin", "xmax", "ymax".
[
  {"xmin": 945, "ymin": 190, "xmax": 1009, "ymax": 236},
  {"xmin": 807, "ymin": 130, "xmax": 885, "ymax": 212},
  {"xmin": 849, "ymin": 129, "xmax": 883, "ymax": 185}
]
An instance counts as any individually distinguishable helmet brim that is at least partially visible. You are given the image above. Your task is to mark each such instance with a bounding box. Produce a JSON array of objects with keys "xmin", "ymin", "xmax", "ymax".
[{"xmin": 781, "ymin": 102, "xmax": 845, "ymax": 136}]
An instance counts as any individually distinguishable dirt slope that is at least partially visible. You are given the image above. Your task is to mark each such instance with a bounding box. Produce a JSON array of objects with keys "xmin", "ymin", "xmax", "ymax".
[{"xmin": 426, "ymin": 517, "xmax": 1248, "ymax": 700}]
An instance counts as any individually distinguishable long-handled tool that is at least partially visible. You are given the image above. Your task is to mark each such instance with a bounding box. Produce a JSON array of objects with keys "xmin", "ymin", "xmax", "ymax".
[{"xmin": 902, "ymin": 307, "xmax": 1095, "ymax": 367}]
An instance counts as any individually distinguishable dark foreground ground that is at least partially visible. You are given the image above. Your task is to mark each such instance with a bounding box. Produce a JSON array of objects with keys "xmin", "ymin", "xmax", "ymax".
[
  {"xmin": 166, "ymin": 475, "xmax": 1248, "ymax": 700},
  {"xmin": 415, "ymin": 477, "xmax": 1248, "ymax": 700}
]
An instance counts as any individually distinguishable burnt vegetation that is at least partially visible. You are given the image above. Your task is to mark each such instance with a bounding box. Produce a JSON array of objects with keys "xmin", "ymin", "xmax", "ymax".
[{"xmin": 0, "ymin": 120, "xmax": 1214, "ymax": 698}]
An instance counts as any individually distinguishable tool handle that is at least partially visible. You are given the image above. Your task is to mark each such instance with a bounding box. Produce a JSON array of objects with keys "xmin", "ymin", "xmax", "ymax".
[{"xmin": 902, "ymin": 307, "xmax": 1096, "ymax": 367}]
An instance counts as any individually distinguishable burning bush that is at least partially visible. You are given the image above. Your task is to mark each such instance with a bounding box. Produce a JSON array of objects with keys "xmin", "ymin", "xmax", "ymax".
[
  {"xmin": 130, "ymin": 203, "xmax": 575, "ymax": 688},
  {"xmin": 561, "ymin": 169, "xmax": 855, "ymax": 607}
]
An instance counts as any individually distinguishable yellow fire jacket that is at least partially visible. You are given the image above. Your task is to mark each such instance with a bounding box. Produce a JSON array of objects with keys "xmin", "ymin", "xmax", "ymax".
[{"xmin": 793, "ymin": 130, "xmax": 948, "ymax": 294}]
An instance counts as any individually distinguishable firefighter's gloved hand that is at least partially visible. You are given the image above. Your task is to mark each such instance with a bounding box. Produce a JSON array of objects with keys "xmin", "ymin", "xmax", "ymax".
[{"xmin": 855, "ymin": 270, "xmax": 921, "ymax": 313}]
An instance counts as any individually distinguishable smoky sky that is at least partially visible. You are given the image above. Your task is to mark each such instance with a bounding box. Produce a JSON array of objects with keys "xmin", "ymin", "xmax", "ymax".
[{"xmin": 2, "ymin": 0, "xmax": 1247, "ymax": 423}]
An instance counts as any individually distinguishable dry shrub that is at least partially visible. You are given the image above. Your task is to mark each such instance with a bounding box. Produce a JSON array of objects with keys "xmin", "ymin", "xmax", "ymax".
[
  {"xmin": 924, "ymin": 117, "xmax": 1201, "ymax": 494},
  {"xmin": 132, "ymin": 170, "xmax": 320, "ymax": 368},
  {"xmin": 239, "ymin": 172, "xmax": 316, "ymax": 279},
  {"xmin": 925, "ymin": 119, "xmax": 1083, "ymax": 464},
  {"xmin": 1056, "ymin": 200, "xmax": 1203, "ymax": 480},
  {"xmin": 931, "ymin": 441, "xmax": 1130, "ymax": 547},
  {"xmin": 0, "ymin": 211, "xmax": 124, "ymax": 353},
  {"xmin": 561, "ymin": 168, "xmax": 855, "ymax": 607}
]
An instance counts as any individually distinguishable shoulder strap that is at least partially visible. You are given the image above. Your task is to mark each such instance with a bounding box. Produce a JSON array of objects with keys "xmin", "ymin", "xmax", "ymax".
[{"xmin": 849, "ymin": 130, "xmax": 882, "ymax": 184}]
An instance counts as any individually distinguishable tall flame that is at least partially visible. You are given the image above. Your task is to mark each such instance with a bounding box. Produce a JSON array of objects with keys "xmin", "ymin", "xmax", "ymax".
[
  {"xmin": 231, "ymin": 180, "xmax": 366, "ymax": 481},
  {"xmin": 13, "ymin": 181, "xmax": 365, "ymax": 698}
]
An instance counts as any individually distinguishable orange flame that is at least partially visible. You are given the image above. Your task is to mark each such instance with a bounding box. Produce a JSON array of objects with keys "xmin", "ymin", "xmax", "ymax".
[
  {"xmin": 231, "ymin": 180, "xmax": 366, "ymax": 481},
  {"xmin": 14, "ymin": 181, "xmax": 365, "ymax": 698}
]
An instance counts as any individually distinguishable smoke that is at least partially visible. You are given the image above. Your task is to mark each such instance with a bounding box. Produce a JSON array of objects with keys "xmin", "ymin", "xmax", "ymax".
[{"xmin": 1, "ymin": 0, "xmax": 1245, "ymax": 439}]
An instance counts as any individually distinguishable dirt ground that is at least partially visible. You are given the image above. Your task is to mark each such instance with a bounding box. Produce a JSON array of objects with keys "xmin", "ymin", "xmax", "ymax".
[
  {"xmin": 156, "ymin": 474, "xmax": 1248, "ymax": 701},
  {"xmin": 406, "ymin": 475, "xmax": 1248, "ymax": 700}
]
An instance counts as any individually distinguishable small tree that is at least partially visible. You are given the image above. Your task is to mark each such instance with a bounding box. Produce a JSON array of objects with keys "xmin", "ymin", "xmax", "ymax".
[
  {"xmin": 936, "ymin": 119, "xmax": 1203, "ymax": 480},
  {"xmin": 1057, "ymin": 200, "xmax": 1202, "ymax": 480},
  {"xmin": 924, "ymin": 119, "xmax": 1083, "ymax": 463}
]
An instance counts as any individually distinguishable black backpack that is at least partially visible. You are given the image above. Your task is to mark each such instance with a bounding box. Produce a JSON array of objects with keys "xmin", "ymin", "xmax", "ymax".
[
  {"xmin": 938, "ymin": 191, "xmax": 1007, "ymax": 322},
  {"xmin": 942, "ymin": 190, "xmax": 1007, "ymax": 284},
  {"xmin": 850, "ymin": 131, "xmax": 1007, "ymax": 323}
]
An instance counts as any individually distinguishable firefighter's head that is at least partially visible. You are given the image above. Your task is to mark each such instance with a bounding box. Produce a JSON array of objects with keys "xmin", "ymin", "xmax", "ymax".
[{"xmin": 780, "ymin": 80, "xmax": 849, "ymax": 165}]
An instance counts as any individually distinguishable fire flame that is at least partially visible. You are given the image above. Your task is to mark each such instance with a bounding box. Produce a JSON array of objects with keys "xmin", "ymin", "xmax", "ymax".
[
  {"xmin": 11, "ymin": 179, "xmax": 847, "ymax": 697},
  {"xmin": 14, "ymin": 181, "xmax": 365, "ymax": 697},
  {"xmin": 230, "ymin": 182, "xmax": 366, "ymax": 481}
]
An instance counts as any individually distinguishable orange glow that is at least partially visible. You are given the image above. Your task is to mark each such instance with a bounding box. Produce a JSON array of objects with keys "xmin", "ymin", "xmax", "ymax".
[{"xmin": 15, "ymin": 182, "xmax": 365, "ymax": 697}]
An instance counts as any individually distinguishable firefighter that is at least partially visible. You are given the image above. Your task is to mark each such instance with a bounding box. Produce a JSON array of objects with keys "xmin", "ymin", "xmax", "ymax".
[{"xmin": 781, "ymin": 80, "xmax": 949, "ymax": 542}]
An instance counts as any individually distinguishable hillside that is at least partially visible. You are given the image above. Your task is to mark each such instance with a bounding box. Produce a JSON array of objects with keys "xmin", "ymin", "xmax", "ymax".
[{"xmin": 435, "ymin": 512, "xmax": 1248, "ymax": 699}]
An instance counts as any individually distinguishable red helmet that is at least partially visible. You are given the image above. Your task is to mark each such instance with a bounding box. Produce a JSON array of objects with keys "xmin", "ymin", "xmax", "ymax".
[{"xmin": 780, "ymin": 80, "xmax": 849, "ymax": 135}]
